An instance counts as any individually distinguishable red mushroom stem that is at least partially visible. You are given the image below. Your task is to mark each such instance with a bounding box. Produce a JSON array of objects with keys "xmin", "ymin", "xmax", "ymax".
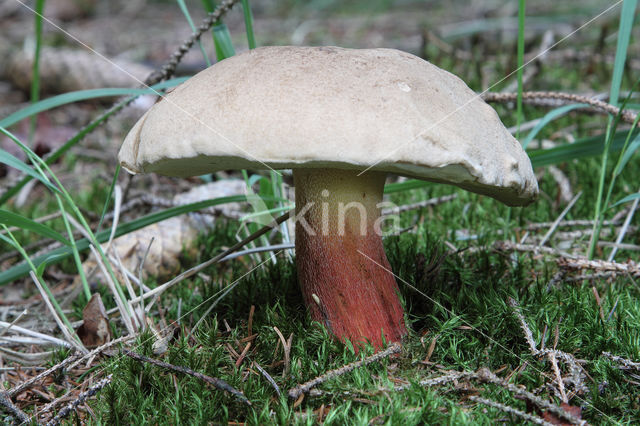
[{"xmin": 293, "ymin": 168, "xmax": 407, "ymax": 350}]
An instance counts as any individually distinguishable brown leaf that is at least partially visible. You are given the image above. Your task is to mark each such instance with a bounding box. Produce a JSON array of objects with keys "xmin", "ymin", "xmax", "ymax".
[
  {"xmin": 541, "ymin": 403, "xmax": 582, "ymax": 425},
  {"xmin": 77, "ymin": 293, "xmax": 112, "ymax": 347}
]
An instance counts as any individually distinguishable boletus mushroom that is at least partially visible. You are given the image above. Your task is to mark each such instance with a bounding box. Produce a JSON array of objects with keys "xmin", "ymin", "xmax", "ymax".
[{"xmin": 119, "ymin": 46, "xmax": 538, "ymax": 350}]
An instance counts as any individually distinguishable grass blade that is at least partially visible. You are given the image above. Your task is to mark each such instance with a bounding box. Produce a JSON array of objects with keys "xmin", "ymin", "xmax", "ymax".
[
  {"xmin": 176, "ymin": 0, "xmax": 212, "ymax": 66},
  {"xmin": 0, "ymin": 78, "xmax": 187, "ymax": 207},
  {"xmin": 614, "ymin": 132, "xmax": 640, "ymax": 176},
  {"xmin": 241, "ymin": 0, "xmax": 257, "ymax": 49},
  {"xmin": 608, "ymin": 0, "xmax": 637, "ymax": 107},
  {"xmin": 97, "ymin": 165, "xmax": 121, "ymax": 232},
  {"xmin": 516, "ymin": 0, "xmax": 526, "ymax": 138},
  {"xmin": 521, "ymin": 104, "xmax": 589, "ymax": 149},
  {"xmin": 588, "ymin": 1, "xmax": 638, "ymax": 259},
  {"xmin": 612, "ymin": 192, "xmax": 640, "ymax": 208},
  {"xmin": 0, "ymin": 194, "xmax": 284, "ymax": 285},
  {"xmin": 528, "ymin": 129, "xmax": 637, "ymax": 167},
  {"xmin": 0, "ymin": 209, "xmax": 70, "ymax": 246},
  {"xmin": 0, "ymin": 145, "xmax": 60, "ymax": 194},
  {"xmin": 0, "ymin": 79, "xmax": 189, "ymax": 128},
  {"xmin": 212, "ymin": 24, "xmax": 236, "ymax": 59},
  {"xmin": 30, "ymin": 0, "xmax": 45, "ymax": 141},
  {"xmin": 201, "ymin": 0, "xmax": 236, "ymax": 60}
]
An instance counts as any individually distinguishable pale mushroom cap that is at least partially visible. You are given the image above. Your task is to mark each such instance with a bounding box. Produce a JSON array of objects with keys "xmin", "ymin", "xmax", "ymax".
[{"xmin": 119, "ymin": 46, "xmax": 538, "ymax": 206}]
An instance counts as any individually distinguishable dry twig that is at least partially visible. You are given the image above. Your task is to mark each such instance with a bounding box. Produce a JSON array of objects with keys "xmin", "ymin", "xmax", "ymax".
[
  {"xmin": 508, "ymin": 299, "xmax": 588, "ymax": 400},
  {"xmin": 469, "ymin": 395, "xmax": 554, "ymax": 426},
  {"xmin": 602, "ymin": 352, "xmax": 640, "ymax": 371},
  {"xmin": 44, "ymin": 375, "xmax": 112, "ymax": 426},
  {"xmin": 393, "ymin": 370, "xmax": 474, "ymax": 391},
  {"xmin": 145, "ymin": 0, "xmax": 241, "ymax": 85},
  {"xmin": 0, "ymin": 390, "xmax": 29, "ymax": 424},
  {"xmin": 288, "ymin": 343, "xmax": 402, "ymax": 399},
  {"xmin": 122, "ymin": 350, "xmax": 250, "ymax": 405},
  {"xmin": 538, "ymin": 191, "xmax": 582, "ymax": 248},
  {"xmin": 476, "ymin": 368, "xmax": 586, "ymax": 426},
  {"xmin": 608, "ymin": 193, "xmax": 640, "ymax": 261},
  {"xmin": 7, "ymin": 353, "xmax": 81, "ymax": 398},
  {"xmin": 495, "ymin": 241, "xmax": 640, "ymax": 278},
  {"xmin": 483, "ymin": 91, "xmax": 638, "ymax": 125}
]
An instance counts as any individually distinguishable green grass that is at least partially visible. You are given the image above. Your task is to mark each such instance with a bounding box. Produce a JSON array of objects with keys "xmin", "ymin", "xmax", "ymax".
[
  {"xmin": 83, "ymin": 148, "xmax": 640, "ymax": 424},
  {"xmin": 89, "ymin": 196, "xmax": 640, "ymax": 423}
]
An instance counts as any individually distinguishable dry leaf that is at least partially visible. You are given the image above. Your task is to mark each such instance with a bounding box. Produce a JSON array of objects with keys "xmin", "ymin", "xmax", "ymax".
[
  {"xmin": 541, "ymin": 403, "xmax": 582, "ymax": 425},
  {"xmin": 77, "ymin": 293, "xmax": 112, "ymax": 347}
]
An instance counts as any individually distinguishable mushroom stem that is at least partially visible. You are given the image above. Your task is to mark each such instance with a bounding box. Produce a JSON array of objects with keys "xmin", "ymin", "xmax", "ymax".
[{"xmin": 293, "ymin": 168, "xmax": 407, "ymax": 350}]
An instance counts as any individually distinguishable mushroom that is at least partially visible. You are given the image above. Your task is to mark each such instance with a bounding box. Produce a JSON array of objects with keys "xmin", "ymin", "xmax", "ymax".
[{"xmin": 119, "ymin": 46, "xmax": 538, "ymax": 350}]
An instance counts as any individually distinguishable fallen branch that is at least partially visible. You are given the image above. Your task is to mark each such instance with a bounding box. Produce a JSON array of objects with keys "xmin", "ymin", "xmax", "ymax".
[
  {"xmin": 558, "ymin": 257, "xmax": 640, "ymax": 278},
  {"xmin": 252, "ymin": 360, "xmax": 281, "ymax": 397},
  {"xmin": 0, "ymin": 390, "xmax": 29, "ymax": 424},
  {"xmin": 8, "ymin": 353, "xmax": 81, "ymax": 398},
  {"xmin": 483, "ymin": 91, "xmax": 638, "ymax": 125},
  {"xmin": 602, "ymin": 352, "xmax": 640, "ymax": 371},
  {"xmin": 44, "ymin": 375, "xmax": 112, "ymax": 426},
  {"xmin": 145, "ymin": 0, "xmax": 241, "ymax": 85},
  {"xmin": 476, "ymin": 368, "xmax": 586, "ymax": 426},
  {"xmin": 495, "ymin": 241, "xmax": 640, "ymax": 278},
  {"xmin": 122, "ymin": 350, "xmax": 250, "ymax": 405},
  {"xmin": 469, "ymin": 395, "xmax": 554, "ymax": 426},
  {"xmin": 393, "ymin": 370, "xmax": 474, "ymax": 391},
  {"xmin": 288, "ymin": 343, "xmax": 402, "ymax": 399},
  {"xmin": 508, "ymin": 298, "xmax": 589, "ymax": 397}
]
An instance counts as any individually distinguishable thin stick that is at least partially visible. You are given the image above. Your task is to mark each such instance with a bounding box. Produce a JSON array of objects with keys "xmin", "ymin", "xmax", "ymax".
[
  {"xmin": 476, "ymin": 368, "xmax": 585, "ymax": 426},
  {"xmin": 67, "ymin": 335, "xmax": 135, "ymax": 371},
  {"xmin": 394, "ymin": 370, "xmax": 473, "ymax": 391},
  {"xmin": 608, "ymin": 193, "xmax": 640, "ymax": 261},
  {"xmin": 602, "ymin": 351, "xmax": 640, "ymax": 371},
  {"xmin": 548, "ymin": 352, "xmax": 568, "ymax": 403},
  {"xmin": 0, "ymin": 390, "xmax": 30, "ymax": 424},
  {"xmin": 8, "ymin": 353, "xmax": 81, "ymax": 398},
  {"xmin": 38, "ymin": 335, "xmax": 135, "ymax": 415},
  {"xmin": 0, "ymin": 309, "xmax": 27, "ymax": 338},
  {"xmin": 519, "ymin": 218, "xmax": 623, "ymax": 232},
  {"xmin": 44, "ymin": 375, "xmax": 112, "ymax": 426},
  {"xmin": 122, "ymin": 350, "xmax": 250, "ymax": 405},
  {"xmin": 288, "ymin": 343, "xmax": 402, "ymax": 399},
  {"xmin": 484, "ymin": 91, "xmax": 638, "ymax": 125},
  {"xmin": 0, "ymin": 347, "xmax": 55, "ymax": 365},
  {"xmin": 538, "ymin": 191, "xmax": 582, "ymax": 247},
  {"xmin": 559, "ymin": 257, "xmax": 640, "ymax": 277},
  {"xmin": 508, "ymin": 298, "xmax": 537, "ymax": 353},
  {"xmin": 469, "ymin": 395, "xmax": 554, "ymax": 426},
  {"xmin": 29, "ymin": 272, "xmax": 86, "ymax": 353},
  {"xmin": 509, "ymin": 299, "xmax": 587, "ymax": 401},
  {"xmin": 219, "ymin": 243, "xmax": 295, "ymax": 262},
  {"xmin": 146, "ymin": 0, "xmax": 242, "ymax": 85},
  {"xmin": 0, "ymin": 320, "xmax": 70, "ymax": 348},
  {"xmin": 497, "ymin": 241, "xmax": 640, "ymax": 277},
  {"xmin": 252, "ymin": 360, "xmax": 281, "ymax": 397}
]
